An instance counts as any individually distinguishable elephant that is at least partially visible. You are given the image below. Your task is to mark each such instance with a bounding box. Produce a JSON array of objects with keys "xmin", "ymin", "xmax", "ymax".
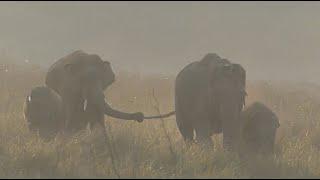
[
  {"xmin": 45, "ymin": 50, "xmax": 144, "ymax": 135},
  {"xmin": 173, "ymin": 53, "xmax": 247, "ymax": 150},
  {"xmin": 23, "ymin": 86, "xmax": 64, "ymax": 140},
  {"xmin": 240, "ymin": 102, "xmax": 280, "ymax": 154}
]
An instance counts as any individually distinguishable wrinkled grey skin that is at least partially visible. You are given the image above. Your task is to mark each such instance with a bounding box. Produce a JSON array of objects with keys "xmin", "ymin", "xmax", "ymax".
[
  {"xmin": 175, "ymin": 53, "xmax": 246, "ymax": 150},
  {"xmin": 23, "ymin": 86, "xmax": 64, "ymax": 140},
  {"xmin": 45, "ymin": 50, "xmax": 143, "ymax": 134},
  {"xmin": 240, "ymin": 102, "xmax": 280, "ymax": 154}
]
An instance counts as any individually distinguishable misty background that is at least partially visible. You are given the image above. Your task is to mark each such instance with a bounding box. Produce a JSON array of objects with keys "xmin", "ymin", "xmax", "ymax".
[{"xmin": 0, "ymin": 1, "xmax": 320, "ymax": 83}]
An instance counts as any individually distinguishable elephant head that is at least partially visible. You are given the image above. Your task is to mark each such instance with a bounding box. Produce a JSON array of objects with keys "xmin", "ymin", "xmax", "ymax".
[
  {"xmin": 206, "ymin": 57, "xmax": 247, "ymax": 151},
  {"xmin": 63, "ymin": 53, "xmax": 115, "ymax": 115}
]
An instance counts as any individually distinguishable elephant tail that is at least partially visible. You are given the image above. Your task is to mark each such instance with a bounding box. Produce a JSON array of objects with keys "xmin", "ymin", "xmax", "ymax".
[{"xmin": 143, "ymin": 111, "xmax": 176, "ymax": 119}]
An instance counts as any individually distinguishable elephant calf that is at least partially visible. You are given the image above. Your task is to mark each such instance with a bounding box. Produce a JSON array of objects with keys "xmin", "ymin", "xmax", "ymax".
[
  {"xmin": 23, "ymin": 86, "xmax": 64, "ymax": 140},
  {"xmin": 240, "ymin": 102, "xmax": 280, "ymax": 154}
]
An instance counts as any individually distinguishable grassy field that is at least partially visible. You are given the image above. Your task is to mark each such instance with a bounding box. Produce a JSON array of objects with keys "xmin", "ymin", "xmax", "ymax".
[{"xmin": 1, "ymin": 62, "xmax": 320, "ymax": 178}]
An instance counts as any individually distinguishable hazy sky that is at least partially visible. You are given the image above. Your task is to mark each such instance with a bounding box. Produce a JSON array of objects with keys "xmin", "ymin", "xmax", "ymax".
[{"xmin": 1, "ymin": 1, "xmax": 320, "ymax": 82}]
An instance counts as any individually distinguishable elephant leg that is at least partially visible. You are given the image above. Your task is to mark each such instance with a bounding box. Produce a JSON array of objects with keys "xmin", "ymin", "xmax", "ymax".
[
  {"xmin": 260, "ymin": 132, "xmax": 276, "ymax": 155},
  {"xmin": 64, "ymin": 96, "xmax": 90, "ymax": 135},
  {"xmin": 181, "ymin": 121, "xmax": 194, "ymax": 148},
  {"xmin": 86, "ymin": 105, "xmax": 106, "ymax": 136},
  {"xmin": 194, "ymin": 119, "xmax": 214, "ymax": 149},
  {"xmin": 89, "ymin": 120, "xmax": 105, "ymax": 136},
  {"xmin": 269, "ymin": 129, "xmax": 277, "ymax": 154},
  {"xmin": 176, "ymin": 114, "xmax": 194, "ymax": 143},
  {"xmin": 221, "ymin": 111, "xmax": 242, "ymax": 152},
  {"xmin": 223, "ymin": 129, "xmax": 236, "ymax": 151},
  {"xmin": 87, "ymin": 110, "xmax": 109, "ymax": 155},
  {"xmin": 193, "ymin": 100, "xmax": 214, "ymax": 149},
  {"xmin": 175, "ymin": 98, "xmax": 194, "ymax": 144},
  {"xmin": 64, "ymin": 102, "xmax": 77, "ymax": 134}
]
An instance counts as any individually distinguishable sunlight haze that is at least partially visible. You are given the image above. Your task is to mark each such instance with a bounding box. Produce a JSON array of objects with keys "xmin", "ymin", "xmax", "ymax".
[{"xmin": 0, "ymin": 1, "xmax": 320, "ymax": 82}]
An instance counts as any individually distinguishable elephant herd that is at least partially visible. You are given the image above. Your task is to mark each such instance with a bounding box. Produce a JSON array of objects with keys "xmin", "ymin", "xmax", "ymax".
[{"xmin": 23, "ymin": 50, "xmax": 280, "ymax": 155}]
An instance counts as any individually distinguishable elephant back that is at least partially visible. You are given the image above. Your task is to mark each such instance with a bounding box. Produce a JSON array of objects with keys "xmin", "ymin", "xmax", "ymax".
[
  {"xmin": 176, "ymin": 54, "xmax": 230, "ymax": 92},
  {"xmin": 241, "ymin": 102, "xmax": 279, "ymax": 136}
]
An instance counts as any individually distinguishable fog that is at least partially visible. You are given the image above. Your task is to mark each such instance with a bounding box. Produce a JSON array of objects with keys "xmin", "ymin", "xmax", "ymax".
[{"xmin": 1, "ymin": 1, "xmax": 320, "ymax": 83}]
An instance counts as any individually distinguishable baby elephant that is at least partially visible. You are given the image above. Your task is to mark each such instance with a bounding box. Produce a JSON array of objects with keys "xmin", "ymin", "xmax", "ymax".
[
  {"xmin": 240, "ymin": 102, "xmax": 280, "ymax": 154},
  {"xmin": 23, "ymin": 86, "xmax": 64, "ymax": 140}
]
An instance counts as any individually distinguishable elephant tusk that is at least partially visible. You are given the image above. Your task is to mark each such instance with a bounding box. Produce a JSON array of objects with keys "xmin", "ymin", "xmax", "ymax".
[
  {"xmin": 83, "ymin": 99, "xmax": 88, "ymax": 111},
  {"xmin": 28, "ymin": 96, "xmax": 32, "ymax": 102}
]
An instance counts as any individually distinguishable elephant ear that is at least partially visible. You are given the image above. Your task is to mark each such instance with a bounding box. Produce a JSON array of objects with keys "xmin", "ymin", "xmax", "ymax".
[
  {"xmin": 231, "ymin": 63, "xmax": 247, "ymax": 107},
  {"xmin": 276, "ymin": 120, "xmax": 280, "ymax": 128},
  {"xmin": 272, "ymin": 112, "xmax": 280, "ymax": 128},
  {"xmin": 102, "ymin": 61, "xmax": 112, "ymax": 73},
  {"xmin": 100, "ymin": 60, "xmax": 115, "ymax": 88},
  {"xmin": 209, "ymin": 64, "xmax": 233, "ymax": 87},
  {"xmin": 230, "ymin": 64, "xmax": 246, "ymax": 84},
  {"xmin": 222, "ymin": 64, "xmax": 233, "ymax": 75}
]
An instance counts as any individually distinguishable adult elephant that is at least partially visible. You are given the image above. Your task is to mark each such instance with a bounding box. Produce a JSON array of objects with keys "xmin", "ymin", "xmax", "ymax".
[
  {"xmin": 174, "ymin": 53, "xmax": 247, "ymax": 150},
  {"xmin": 45, "ymin": 50, "xmax": 144, "ymax": 134}
]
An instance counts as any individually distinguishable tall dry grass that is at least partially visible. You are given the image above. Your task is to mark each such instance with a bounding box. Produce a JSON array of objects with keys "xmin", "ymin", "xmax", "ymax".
[{"xmin": 1, "ymin": 60, "xmax": 320, "ymax": 178}]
